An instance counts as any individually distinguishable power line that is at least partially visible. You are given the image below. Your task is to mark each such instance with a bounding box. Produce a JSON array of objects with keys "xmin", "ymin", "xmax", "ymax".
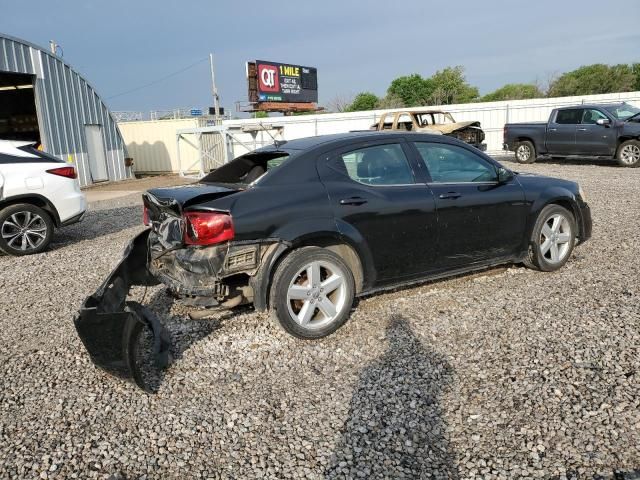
[{"xmin": 106, "ymin": 57, "xmax": 209, "ymax": 100}]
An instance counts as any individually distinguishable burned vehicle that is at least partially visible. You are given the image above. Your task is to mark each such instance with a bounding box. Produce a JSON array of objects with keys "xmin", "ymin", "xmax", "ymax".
[
  {"xmin": 372, "ymin": 110, "xmax": 486, "ymax": 150},
  {"xmin": 75, "ymin": 131, "xmax": 591, "ymax": 389}
]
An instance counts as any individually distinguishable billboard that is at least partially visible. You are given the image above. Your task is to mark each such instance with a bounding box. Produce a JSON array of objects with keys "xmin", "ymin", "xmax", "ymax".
[{"xmin": 247, "ymin": 60, "xmax": 318, "ymax": 104}]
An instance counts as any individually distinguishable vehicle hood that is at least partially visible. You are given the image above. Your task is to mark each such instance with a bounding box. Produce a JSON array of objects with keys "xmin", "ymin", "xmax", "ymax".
[
  {"xmin": 419, "ymin": 121, "xmax": 481, "ymax": 134},
  {"xmin": 515, "ymin": 172, "xmax": 578, "ymax": 191}
]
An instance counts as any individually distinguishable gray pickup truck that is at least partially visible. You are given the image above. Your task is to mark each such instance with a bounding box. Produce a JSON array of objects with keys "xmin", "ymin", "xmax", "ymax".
[{"xmin": 503, "ymin": 103, "xmax": 640, "ymax": 167}]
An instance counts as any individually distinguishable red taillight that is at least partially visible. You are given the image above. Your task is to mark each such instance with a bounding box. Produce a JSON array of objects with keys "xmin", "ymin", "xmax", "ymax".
[
  {"xmin": 142, "ymin": 205, "xmax": 150, "ymax": 226},
  {"xmin": 183, "ymin": 211, "xmax": 234, "ymax": 246},
  {"xmin": 46, "ymin": 166, "xmax": 77, "ymax": 179},
  {"xmin": 503, "ymin": 125, "xmax": 508, "ymax": 142}
]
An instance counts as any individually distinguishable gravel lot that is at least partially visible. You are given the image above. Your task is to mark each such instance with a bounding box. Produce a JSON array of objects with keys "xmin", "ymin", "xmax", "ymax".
[{"xmin": 1, "ymin": 159, "xmax": 639, "ymax": 479}]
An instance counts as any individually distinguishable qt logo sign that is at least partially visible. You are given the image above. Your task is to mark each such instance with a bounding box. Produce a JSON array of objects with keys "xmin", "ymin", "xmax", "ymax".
[{"xmin": 258, "ymin": 64, "xmax": 279, "ymax": 92}]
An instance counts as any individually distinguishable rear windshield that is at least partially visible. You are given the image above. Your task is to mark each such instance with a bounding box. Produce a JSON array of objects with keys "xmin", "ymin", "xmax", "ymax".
[
  {"xmin": 0, "ymin": 145, "xmax": 64, "ymax": 164},
  {"xmin": 200, "ymin": 150, "xmax": 292, "ymax": 185}
]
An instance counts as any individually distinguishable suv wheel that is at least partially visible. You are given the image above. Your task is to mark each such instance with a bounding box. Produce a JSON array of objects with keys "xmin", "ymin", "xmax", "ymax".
[
  {"xmin": 523, "ymin": 204, "xmax": 576, "ymax": 272},
  {"xmin": 515, "ymin": 140, "xmax": 536, "ymax": 164},
  {"xmin": 271, "ymin": 247, "xmax": 355, "ymax": 339},
  {"xmin": 0, "ymin": 204, "xmax": 54, "ymax": 256},
  {"xmin": 616, "ymin": 140, "xmax": 640, "ymax": 167}
]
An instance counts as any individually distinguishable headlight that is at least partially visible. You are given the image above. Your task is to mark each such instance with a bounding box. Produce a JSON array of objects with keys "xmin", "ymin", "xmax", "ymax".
[{"xmin": 578, "ymin": 185, "xmax": 587, "ymax": 202}]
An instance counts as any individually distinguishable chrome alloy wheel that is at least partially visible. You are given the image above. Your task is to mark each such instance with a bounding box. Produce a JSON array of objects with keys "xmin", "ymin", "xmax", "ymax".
[
  {"xmin": 1, "ymin": 211, "xmax": 48, "ymax": 252},
  {"xmin": 539, "ymin": 213, "xmax": 572, "ymax": 264},
  {"xmin": 286, "ymin": 260, "xmax": 348, "ymax": 330},
  {"xmin": 516, "ymin": 144, "xmax": 531, "ymax": 162},
  {"xmin": 620, "ymin": 143, "xmax": 640, "ymax": 165}
]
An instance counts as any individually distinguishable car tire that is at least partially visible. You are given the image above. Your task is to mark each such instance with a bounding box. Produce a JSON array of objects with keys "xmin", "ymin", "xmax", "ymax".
[
  {"xmin": 523, "ymin": 204, "xmax": 576, "ymax": 272},
  {"xmin": 515, "ymin": 140, "xmax": 536, "ymax": 164},
  {"xmin": 270, "ymin": 246, "xmax": 355, "ymax": 339},
  {"xmin": 616, "ymin": 139, "xmax": 640, "ymax": 167},
  {"xmin": 0, "ymin": 203, "xmax": 54, "ymax": 256}
]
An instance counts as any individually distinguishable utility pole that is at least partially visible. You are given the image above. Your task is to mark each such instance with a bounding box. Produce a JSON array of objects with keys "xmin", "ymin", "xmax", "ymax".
[{"xmin": 209, "ymin": 53, "xmax": 221, "ymax": 122}]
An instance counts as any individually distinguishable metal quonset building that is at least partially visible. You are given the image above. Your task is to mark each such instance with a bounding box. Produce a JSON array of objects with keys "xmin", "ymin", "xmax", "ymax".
[{"xmin": 0, "ymin": 33, "xmax": 128, "ymax": 187}]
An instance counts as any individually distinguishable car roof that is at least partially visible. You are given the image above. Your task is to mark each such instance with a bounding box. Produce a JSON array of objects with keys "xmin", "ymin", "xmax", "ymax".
[
  {"xmin": 559, "ymin": 103, "xmax": 625, "ymax": 110},
  {"xmin": 262, "ymin": 131, "xmax": 442, "ymax": 151},
  {"xmin": 0, "ymin": 140, "xmax": 37, "ymax": 156}
]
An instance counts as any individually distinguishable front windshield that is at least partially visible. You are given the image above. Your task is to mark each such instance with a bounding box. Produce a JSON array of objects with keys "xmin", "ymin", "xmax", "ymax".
[{"xmin": 603, "ymin": 104, "xmax": 640, "ymax": 120}]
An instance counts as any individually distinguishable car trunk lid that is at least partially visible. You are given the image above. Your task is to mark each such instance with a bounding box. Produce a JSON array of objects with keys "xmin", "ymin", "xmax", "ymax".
[{"xmin": 143, "ymin": 183, "xmax": 242, "ymax": 248}]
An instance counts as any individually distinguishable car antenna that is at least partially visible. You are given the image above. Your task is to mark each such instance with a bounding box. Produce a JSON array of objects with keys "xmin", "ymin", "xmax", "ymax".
[{"xmin": 258, "ymin": 122, "xmax": 286, "ymax": 149}]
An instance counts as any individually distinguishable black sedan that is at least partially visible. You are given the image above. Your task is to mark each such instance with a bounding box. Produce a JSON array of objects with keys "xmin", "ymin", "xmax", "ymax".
[{"xmin": 76, "ymin": 132, "xmax": 591, "ymax": 388}]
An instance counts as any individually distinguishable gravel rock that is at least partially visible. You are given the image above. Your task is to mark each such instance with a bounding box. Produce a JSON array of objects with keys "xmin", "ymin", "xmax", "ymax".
[{"xmin": 0, "ymin": 162, "xmax": 639, "ymax": 479}]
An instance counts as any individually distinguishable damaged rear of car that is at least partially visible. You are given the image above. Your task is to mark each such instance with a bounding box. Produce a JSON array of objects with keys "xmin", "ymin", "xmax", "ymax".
[{"xmin": 75, "ymin": 147, "xmax": 306, "ymax": 389}]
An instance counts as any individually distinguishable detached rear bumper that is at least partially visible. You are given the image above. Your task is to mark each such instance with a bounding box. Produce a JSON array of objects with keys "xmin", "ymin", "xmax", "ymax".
[{"xmin": 74, "ymin": 229, "xmax": 171, "ymax": 391}]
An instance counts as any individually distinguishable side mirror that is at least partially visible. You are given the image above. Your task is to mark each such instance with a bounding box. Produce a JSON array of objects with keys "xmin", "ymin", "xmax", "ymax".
[
  {"xmin": 497, "ymin": 167, "xmax": 513, "ymax": 183},
  {"xmin": 596, "ymin": 118, "xmax": 611, "ymax": 126}
]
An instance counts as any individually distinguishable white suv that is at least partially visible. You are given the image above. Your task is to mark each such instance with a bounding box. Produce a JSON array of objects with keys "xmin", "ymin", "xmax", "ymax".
[{"xmin": 0, "ymin": 140, "xmax": 86, "ymax": 255}]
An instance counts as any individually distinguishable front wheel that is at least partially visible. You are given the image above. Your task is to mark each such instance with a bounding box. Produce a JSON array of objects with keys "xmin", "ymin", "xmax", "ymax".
[
  {"xmin": 0, "ymin": 203, "xmax": 54, "ymax": 256},
  {"xmin": 515, "ymin": 140, "xmax": 536, "ymax": 164},
  {"xmin": 523, "ymin": 204, "xmax": 576, "ymax": 272},
  {"xmin": 616, "ymin": 140, "xmax": 640, "ymax": 167},
  {"xmin": 271, "ymin": 247, "xmax": 355, "ymax": 339}
]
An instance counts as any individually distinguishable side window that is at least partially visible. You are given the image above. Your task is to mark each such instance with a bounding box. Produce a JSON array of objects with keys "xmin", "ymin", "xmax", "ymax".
[
  {"xmin": 336, "ymin": 144, "xmax": 415, "ymax": 186},
  {"xmin": 555, "ymin": 109, "xmax": 583, "ymax": 124},
  {"xmin": 581, "ymin": 109, "xmax": 608, "ymax": 124},
  {"xmin": 414, "ymin": 142, "xmax": 497, "ymax": 183}
]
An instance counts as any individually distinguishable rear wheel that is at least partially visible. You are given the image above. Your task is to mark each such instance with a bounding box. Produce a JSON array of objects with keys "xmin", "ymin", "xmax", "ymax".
[
  {"xmin": 271, "ymin": 247, "xmax": 355, "ymax": 339},
  {"xmin": 616, "ymin": 140, "xmax": 640, "ymax": 167},
  {"xmin": 523, "ymin": 204, "xmax": 576, "ymax": 272},
  {"xmin": 0, "ymin": 204, "xmax": 54, "ymax": 256},
  {"xmin": 515, "ymin": 140, "xmax": 536, "ymax": 164}
]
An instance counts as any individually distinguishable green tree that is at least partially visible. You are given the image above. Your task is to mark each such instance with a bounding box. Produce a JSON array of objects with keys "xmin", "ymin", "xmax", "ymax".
[
  {"xmin": 346, "ymin": 92, "xmax": 379, "ymax": 112},
  {"xmin": 547, "ymin": 64, "xmax": 636, "ymax": 97},
  {"xmin": 387, "ymin": 74, "xmax": 434, "ymax": 107},
  {"xmin": 254, "ymin": 111, "xmax": 269, "ymax": 118},
  {"xmin": 482, "ymin": 83, "xmax": 543, "ymax": 102},
  {"xmin": 632, "ymin": 63, "xmax": 640, "ymax": 91},
  {"xmin": 377, "ymin": 93, "xmax": 405, "ymax": 109},
  {"xmin": 428, "ymin": 66, "xmax": 479, "ymax": 105}
]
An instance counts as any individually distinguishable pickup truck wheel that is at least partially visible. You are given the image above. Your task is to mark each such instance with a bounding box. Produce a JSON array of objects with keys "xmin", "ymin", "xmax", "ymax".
[
  {"xmin": 523, "ymin": 204, "xmax": 576, "ymax": 272},
  {"xmin": 515, "ymin": 141, "xmax": 536, "ymax": 164},
  {"xmin": 616, "ymin": 140, "xmax": 640, "ymax": 167},
  {"xmin": 271, "ymin": 247, "xmax": 355, "ymax": 339},
  {"xmin": 0, "ymin": 203, "xmax": 54, "ymax": 256}
]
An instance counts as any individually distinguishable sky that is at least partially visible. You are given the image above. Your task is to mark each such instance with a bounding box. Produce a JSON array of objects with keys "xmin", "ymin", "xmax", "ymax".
[{"xmin": 2, "ymin": 0, "xmax": 639, "ymax": 114}]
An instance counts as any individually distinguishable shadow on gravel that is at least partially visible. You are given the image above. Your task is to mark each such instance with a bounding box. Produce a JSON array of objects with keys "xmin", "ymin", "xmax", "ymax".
[
  {"xmin": 325, "ymin": 315, "xmax": 458, "ymax": 479},
  {"xmin": 50, "ymin": 206, "xmax": 142, "ymax": 250}
]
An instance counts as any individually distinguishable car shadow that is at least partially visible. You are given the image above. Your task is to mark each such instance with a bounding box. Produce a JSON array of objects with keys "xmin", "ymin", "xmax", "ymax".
[
  {"xmin": 498, "ymin": 154, "xmax": 617, "ymax": 167},
  {"xmin": 325, "ymin": 315, "xmax": 458, "ymax": 479}
]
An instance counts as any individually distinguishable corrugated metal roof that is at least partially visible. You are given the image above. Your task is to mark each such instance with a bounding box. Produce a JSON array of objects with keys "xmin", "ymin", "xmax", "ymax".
[{"xmin": 0, "ymin": 33, "xmax": 128, "ymax": 186}]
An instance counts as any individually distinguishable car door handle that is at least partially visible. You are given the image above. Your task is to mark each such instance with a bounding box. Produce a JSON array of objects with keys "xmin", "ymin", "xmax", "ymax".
[
  {"xmin": 340, "ymin": 196, "xmax": 368, "ymax": 206},
  {"xmin": 548, "ymin": 128, "xmax": 557, "ymax": 132},
  {"xmin": 577, "ymin": 128, "xmax": 587, "ymax": 131},
  {"xmin": 439, "ymin": 192, "xmax": 461, "ymax": 200}
]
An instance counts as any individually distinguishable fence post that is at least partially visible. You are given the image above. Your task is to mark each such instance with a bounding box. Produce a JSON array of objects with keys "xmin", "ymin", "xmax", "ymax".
[{"xmin": 177, "ymin": 133, "xmax": 183, "ymax": 177}]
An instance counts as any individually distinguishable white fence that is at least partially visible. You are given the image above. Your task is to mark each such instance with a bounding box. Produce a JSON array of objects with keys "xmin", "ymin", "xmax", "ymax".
[
  {"xmin": 223, "ymin": 91, "xmax": 640, "ymax": 157},
  {"xmin": 118, "ymin": 91, "xmax": 640, "ymax": 174}
]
